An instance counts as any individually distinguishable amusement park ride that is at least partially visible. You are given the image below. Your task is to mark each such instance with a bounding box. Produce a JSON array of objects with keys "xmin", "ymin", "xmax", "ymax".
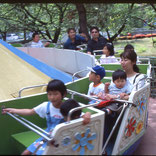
[{"xmin": 0, "ymin": 40, "xmax": 152, "ymax": 155}]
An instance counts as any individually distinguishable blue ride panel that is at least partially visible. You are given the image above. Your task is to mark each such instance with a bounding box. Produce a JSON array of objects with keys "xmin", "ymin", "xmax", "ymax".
[{"xmin": 0, "ymin": 40, "xmax": 73, "ymax": 83}]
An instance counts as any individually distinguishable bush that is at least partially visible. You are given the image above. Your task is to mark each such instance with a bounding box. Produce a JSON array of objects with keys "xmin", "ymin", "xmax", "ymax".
[
  {"xmin": 11, "ymin": 43, "xmax": 23, "ymax": 47},
  {"xmin": 137, "ymin": 47, "xmax": 147, "ymax": 53}
]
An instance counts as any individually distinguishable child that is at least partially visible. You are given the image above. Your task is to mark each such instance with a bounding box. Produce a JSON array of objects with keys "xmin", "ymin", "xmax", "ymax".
[
  {"xmin": 99, "ymin": 69, "xmax": 131, "ymax": 100},
  {"xmin": 124, "ymin": 44, "xmax": 141, "ymax": 64},
  {"xmin": 87, "ymin": 65, "xmax": 105, "ymax": 103},
  {"xmin": 100, "ymin": 43, "xmax": 119, "ymax": 64},
  {"xmin": 2, "ymin": 79, "xmax": 67, "ymax": 155},
  {"xmin": 124, "ymin": 44, "xmax": 134, "ymax": 51},
  {"xmin": 60, "ymin": 98, "xmax": 91, "ymax": 123},
  {"xmin": 2, "ymin": 80, "xmax": 91, "ymax": 155}
]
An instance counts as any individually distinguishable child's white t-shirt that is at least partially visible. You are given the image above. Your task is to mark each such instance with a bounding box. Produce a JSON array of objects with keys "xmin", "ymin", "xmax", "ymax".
[
  {"xmin": 34, "ymin": 101, "xmax": 63, "ymax": 119},
  {"xmin": 30, "ymin": 40, "xmax": 44, "ymax": 48},
  {"xmin": 100, "ymin": 55, "xmax": 119, "ymax": 64},
  {"xmin": 87, "ymin": 82, "xmax": 105, "ymax": 96}
]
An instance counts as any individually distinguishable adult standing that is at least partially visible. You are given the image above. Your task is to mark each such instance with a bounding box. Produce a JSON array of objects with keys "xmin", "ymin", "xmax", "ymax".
[
  {"xmin": 87, "ymin": 26, "xmax": 109, "ymax": 55},
  {"xmin": 29, "ymin": 32, "xmax": 50, "ymax": 48},
  {"xmin": 63, "ymin": 28, "xmax": 88, "ymax": 50}
]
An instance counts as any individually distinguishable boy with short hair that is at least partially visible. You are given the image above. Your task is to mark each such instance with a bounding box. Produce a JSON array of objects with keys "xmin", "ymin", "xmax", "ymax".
[
  {"xmin": 60, "ymin": 99, "xmax": 91, "ymax": 124},
  {"xmin": 87, "ymin": 65, "xmax": 105, "ymax": 103}
]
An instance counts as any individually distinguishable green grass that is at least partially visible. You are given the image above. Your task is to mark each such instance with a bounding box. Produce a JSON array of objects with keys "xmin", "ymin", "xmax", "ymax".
[
  {"xmin": 11, "ymin": 43, "xmax": 23, "ymax": 47},
  {"xmin": 113, "ymin": 37, "xmax": 156, "ymax": 57}
]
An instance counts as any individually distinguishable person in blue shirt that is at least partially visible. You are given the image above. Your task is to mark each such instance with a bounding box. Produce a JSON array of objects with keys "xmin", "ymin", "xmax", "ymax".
[
  {"xmin": 98, "ymin": 69, "xmax": 131, "ymax": 100},
  {"xmin": 63, "ymin": 28, "xmax": 88, "ymax": 50}
]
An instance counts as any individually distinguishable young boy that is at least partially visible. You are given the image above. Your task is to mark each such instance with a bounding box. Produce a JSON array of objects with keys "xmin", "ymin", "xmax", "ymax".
[
  {"xmin": 100, "ymin": 69, "xmax": 131, "ymax": 100},
  {"xmin": 87, "ymin": 65, "xmax": 105, "ymax": 104},
  {"xmin": 87, "ymin": 65, "xmax": 105, "ymax": 96},
  {"xmin": 60, "ymin": 98, "xmax": 91, "ymax": 123}
]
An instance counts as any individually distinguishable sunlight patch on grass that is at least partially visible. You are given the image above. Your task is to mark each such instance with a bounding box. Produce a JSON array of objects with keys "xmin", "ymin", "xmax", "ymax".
[{"xmin": 114, "ymin": 37, "xmax": 156, "ymax": 57}]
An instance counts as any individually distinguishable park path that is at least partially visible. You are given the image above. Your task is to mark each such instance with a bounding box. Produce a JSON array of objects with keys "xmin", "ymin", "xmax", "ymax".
[{"xmin": 133, "ymin": 97, "xmax": 156, "ymax": 155}]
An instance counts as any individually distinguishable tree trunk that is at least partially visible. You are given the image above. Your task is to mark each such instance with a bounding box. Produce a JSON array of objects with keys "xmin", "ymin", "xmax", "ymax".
[
  {"xmin": 24, "ymin": 29, "xmax": 26, "ymax": 41},
  {"xmin": 2, "ymin": 32, "xmax": 7, "ymax": 41},
  {"xmin": 53, "ymin": 28, "xmax": 61, "ymax": 43},
  {"xmin": 75, "ymin": 4, "xmax": 90, "ymax": 39},
  {"xmin": 53, "ymin": 7, "xmax": 64, "ymax": 43}
]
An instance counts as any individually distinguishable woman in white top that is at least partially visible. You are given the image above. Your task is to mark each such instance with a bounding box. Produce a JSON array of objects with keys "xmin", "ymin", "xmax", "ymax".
[
  {"xmin": 100, "ymin": 43, "xmax": 119, "ymax": 64},
  {"xmin": 120, "ymin": 49, "xmax": 145, "ymax": 93}
]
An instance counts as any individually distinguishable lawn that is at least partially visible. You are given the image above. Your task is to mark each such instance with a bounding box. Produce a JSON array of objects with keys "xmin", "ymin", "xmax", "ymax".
[{"xmin": 113, "ymin": 37, "xmax": 156, "ymax": 57}]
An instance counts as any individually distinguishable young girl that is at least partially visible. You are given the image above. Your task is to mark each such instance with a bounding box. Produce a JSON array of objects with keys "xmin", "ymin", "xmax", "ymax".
[
  {"xmin": 3, "ymin": 79, "xmax": 91, "ymax": 155},
  {"xmin": 100, "ymin": 43, "xmax": 119, "ymax": 64},
  {"xmin": 3, "ymin": 79, "xmax": 67, "ymax": 155}
]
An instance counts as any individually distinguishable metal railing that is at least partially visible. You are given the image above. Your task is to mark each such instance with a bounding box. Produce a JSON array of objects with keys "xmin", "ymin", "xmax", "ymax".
[
  {"xmin": 67, "ymin": 89, "xmax": 137, "ymax": 121},
  {"xmin": 72, "ymin": 69, "xmax": 89, "ymax": 82},
  {"xmin": 18, "ymin": 84, "xmax": 48, "ymax": 97},
  {"xmin": 72, "ymin": 68, "xmax": 114, "ymax": 82},
  {"xmin": 6, "ymin": 112, "xmax": 52, "ymax": 141}
]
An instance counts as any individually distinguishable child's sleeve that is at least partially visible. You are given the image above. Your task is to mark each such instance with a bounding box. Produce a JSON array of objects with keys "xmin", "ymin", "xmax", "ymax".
[{"xmin": 33, "ymin": 102, "xmax": 47, "ymax": 118}]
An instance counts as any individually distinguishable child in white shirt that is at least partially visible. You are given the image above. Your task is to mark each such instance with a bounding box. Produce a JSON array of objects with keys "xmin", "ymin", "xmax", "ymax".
[{"xmin": 87, "ymin": 65, "xmax": 105, "ymax": 103}]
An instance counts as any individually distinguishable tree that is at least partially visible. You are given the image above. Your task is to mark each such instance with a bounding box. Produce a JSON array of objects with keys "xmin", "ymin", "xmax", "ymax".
[
  {"xmin": 0, "ymin": 3, "xmax": 155, "ymax": 44},
  {"xmin": 75, "ymin": 3, "xmax": 90, "ymax": 39}
]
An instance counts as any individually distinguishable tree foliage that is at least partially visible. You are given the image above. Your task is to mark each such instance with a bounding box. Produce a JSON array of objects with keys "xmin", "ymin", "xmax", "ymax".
[{"xmin": 0, "ymin": 3, "xmax": 155, "ymax": 43}]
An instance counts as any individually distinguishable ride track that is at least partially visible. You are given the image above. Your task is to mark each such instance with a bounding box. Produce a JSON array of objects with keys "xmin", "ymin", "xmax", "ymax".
[{"xmin": 0, "ymin": 40, "xmax": 73, "ymax": 101}]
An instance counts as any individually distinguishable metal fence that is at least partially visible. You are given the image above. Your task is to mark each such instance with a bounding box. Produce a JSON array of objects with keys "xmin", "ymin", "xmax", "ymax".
[{"xmin": 142, "ymin": 57, "xmax": 156, "ymax": 98}]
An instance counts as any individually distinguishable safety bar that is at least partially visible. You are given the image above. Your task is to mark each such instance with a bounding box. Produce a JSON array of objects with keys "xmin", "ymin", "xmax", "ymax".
[
  {"xmin": 18, "ymin": 84, "xmax": 48, "ymax": 97},
  {"xmin": 93, "ymin": 50, "xmax": 103, "ymax": 56},
  {"xmin": 67, "ymin": 101, "xmax": 99, "ymax": 121},
  {"xmin": 13, "ymin": 113, "xmax": 49, "ymax": 136},
  {"xmin": 72, "ymin": 68, "xmax": 114, "ymax": 82},
  {"xmin": 6, "ymin": 112, "xmax": 52, "ymax": 141},
  {"xmin": 67, "ymin": 89, "xmax": 137, "ymax": 121},
  {"xmin": 72, "ymin": 69, "xmax": 89, "ymax": 82},
  {"xmin": 101, "ymin": 102, "xmax": 129, "ymax": 155},
  {"xmin": 67, "ymin": 89, "xmax": 101, "ymax": 102},
  {"xmin": 67, "ymin": 89, "xmax": 138, "ymax": 106},
  {"xmin": 138, "ymin": 57, "xmax": 151, "ymax": 64},
  {"xmin": 76, "ymin": 44, "xmax": 87, "ymax": 50},
  {"xmin": 115, "ymin": 99, "xmax": 137, "ymax": 107}
]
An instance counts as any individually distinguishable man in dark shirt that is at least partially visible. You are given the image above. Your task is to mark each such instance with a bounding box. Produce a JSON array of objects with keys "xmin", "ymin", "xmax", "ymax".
[
  {"xmin": 63, "ymin": 28, "xmax": 88, "ymax": 50},
  {"xmin": 87, "ymin": 26, "xmax": 109, "ymax": 55}
]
